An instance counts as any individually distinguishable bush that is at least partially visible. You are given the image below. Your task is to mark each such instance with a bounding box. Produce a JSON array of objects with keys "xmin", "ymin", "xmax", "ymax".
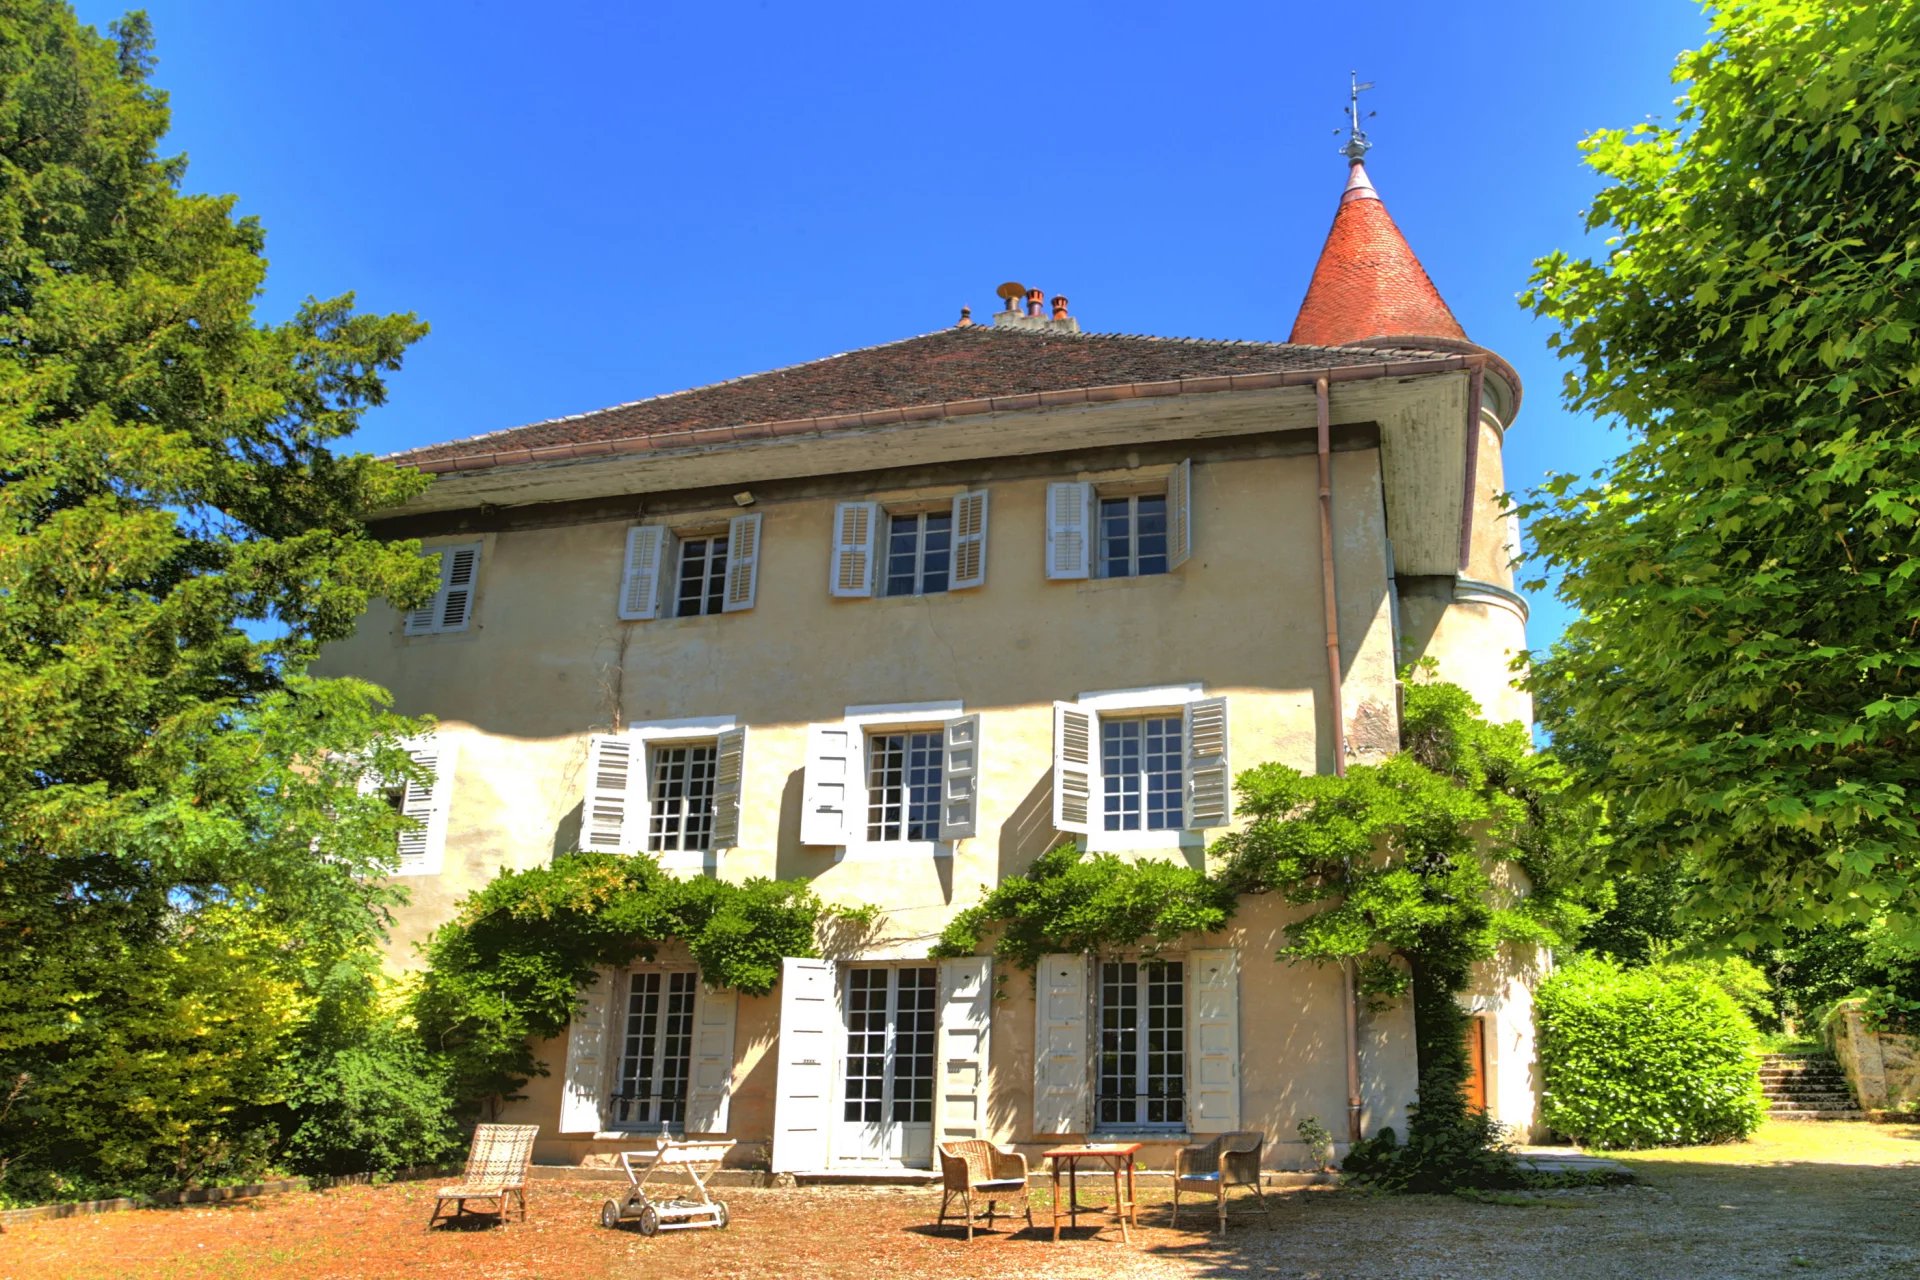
[{"xmin": 1536, "ymin": 957, "xmax": 1765, "ymax": 1148}]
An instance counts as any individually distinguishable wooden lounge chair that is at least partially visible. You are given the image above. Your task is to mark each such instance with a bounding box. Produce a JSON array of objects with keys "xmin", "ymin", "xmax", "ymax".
[
  {"xmin": 430, "ymin": 1124, "xmax": 539, "ymax": 1227},
  {"xmin": 1172, "ymin": 1131, "xmax": 1271, "ymax": 1233},
  {"xmin": 936, "ymin": 1140, "xmax": 1033, "ymax": 1240}
]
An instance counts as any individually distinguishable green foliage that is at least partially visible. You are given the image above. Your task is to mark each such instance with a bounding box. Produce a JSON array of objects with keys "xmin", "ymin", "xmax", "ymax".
[
  {"xmin": 416, "ymin": 852, "xmax": 831, "ymax": 1108},
  {"xmin": 1536, "ymin": 957, "xmax": 1766, "ymax": 1149},
  {"xmin": 1522, "ymin": 0, "xmax": 1920, "ymax": 943},
  {"xmin": 1341, "ymin": 1108, "xmax": 1532, "ymax": 1195},
  {"xmin": 1296, "ymin": 1117, "xmax": 1334, "ymax": 1172}
]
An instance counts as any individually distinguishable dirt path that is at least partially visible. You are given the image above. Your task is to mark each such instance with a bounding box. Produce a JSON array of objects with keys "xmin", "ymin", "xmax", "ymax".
[{"xmin": 4, "ymin": 1122, "xmax": 1915, "ymax": 1280}]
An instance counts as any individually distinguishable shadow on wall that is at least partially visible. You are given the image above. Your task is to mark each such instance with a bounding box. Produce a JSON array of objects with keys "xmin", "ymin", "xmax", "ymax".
[{"xmin": 997, "ymin": 770, "xmax": 1059, "ymax": 883}]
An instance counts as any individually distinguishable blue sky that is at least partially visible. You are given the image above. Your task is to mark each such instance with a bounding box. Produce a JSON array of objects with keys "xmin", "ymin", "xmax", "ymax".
[{"xmin": 78, "ymin": 0, "xmax": 1709, "ymax": 653}]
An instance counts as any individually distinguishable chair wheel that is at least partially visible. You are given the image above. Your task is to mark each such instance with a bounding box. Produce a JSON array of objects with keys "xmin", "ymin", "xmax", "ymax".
[
  {"xmin": 638, "ymin": 1204, "xmax": 660, "ymax": 1236},
  {"xmin": 714, "ymin": 1200, "xmax": 730, "ymax": 1229},
  {"xmin": 600, "ymin": 1199, "xmax": 624, "ymax": 1229}
]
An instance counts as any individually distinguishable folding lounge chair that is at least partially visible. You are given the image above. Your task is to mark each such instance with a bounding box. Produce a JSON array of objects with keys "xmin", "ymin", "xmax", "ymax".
[{"xmin": 430, "ymin": 1124, "xmax": 539, "ymax": 1227}]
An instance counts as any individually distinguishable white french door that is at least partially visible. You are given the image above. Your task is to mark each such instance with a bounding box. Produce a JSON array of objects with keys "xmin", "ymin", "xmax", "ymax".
[{"xmin": 834, "ymin": 965, "xmax": 937, "ymax": 1167}]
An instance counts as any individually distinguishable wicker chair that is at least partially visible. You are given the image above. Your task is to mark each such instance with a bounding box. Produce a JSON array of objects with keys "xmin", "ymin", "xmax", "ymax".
[
  {"xmin": 1172, "ymin": 1131, "xmax": 1271, "ymax": 1233},
  {"xmin": 429, "ymin": 1124, "xmax": 539, "ymax": 1227},
  {"xmin": 936, "ymin": 1140, "xmax": 1033, "ymax": 1240}
]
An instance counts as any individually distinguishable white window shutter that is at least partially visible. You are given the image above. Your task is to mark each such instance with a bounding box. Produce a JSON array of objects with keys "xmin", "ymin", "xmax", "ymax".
[
  {"xmin": 1045, "ymin": 481, "xmax": 1092, "ymax": 580},
  {"xmin": 723, "ymin": 513, "xmax": 762, "ymax": 613},
  {"xmin": 829, "ymin": 501, "xmax": 879, "ymax": 598},
  {"xmin": 770, "ymin": 957, "xmax": 836, "ymax": 1172},
  {"xmin": 710, "ymin": 727, "xmax": 746, "ymax": 850},
  {"xmin": 1167, "ymin": 458, "xmax": 1194, "ymax": 569},
  {"xmin": 1051, "ymin": 701, "xmax": 1095, "ymax": 834},
  {"xmin": 1185, "ymin": 696, "xmax": 1231, "ymax": 829},
  {"xmin": 582, "ymin": 733, "xmax": 642, "ymax": 852},
  {"xmin": 950, "ymin": 489, "xmax": 989, "ymax": 590},
  {"xmin": 799, "ymin": 723, "xmax": 858, "ymax": 846},
  {"xmin": 1033, "ymin": 953, "xmax": 1090, "ymax": 1135},
  {"xmin": 935, "ymin": 956, "xmax": 992, "ymax": 1145},
  {"xmin": 560, "ymin": 969, "xmax": 615, "ymax": 1134},
  {"xmin": 438, "ymin": 544, "xmax": 480, "ymax": 630},
  {"xmin": 393, "ymin": 741, "xmax": 454, "ymax": 875},
  {"xmin": 685, "ymin": 984, "xmax": 738, "ymax": 1134},
  {"xmin": 939, "ymin": 713, "xmax": 980, "ymax": 841},
  {"xmin": 1188, "ymin": 948, "xmax": 1241, "ymax": 1133},
  {"xmin": 402, "ymin": 549, "xmax": 448, "ymax": 635},
  {"xmin": 619, "ymin": 525, "xmax": 670, "ymax": 621}
]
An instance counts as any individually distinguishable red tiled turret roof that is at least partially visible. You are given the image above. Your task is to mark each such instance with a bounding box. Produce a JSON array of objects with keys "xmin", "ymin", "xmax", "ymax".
[{"xmin": 1288, "ymin": 161, "xmax": 1468, "ymax": 347}]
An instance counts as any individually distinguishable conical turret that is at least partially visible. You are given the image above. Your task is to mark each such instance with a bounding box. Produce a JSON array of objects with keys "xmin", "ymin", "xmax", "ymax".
[{"xmin": 1288, "ymin": 158, "xmax": 1467, "ymax": 347}]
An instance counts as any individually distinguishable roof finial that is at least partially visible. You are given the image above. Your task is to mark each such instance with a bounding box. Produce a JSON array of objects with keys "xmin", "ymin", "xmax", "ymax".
[{"xmin": 1341, "ymin": 71, "xmax": 1376, "ymax": 164}]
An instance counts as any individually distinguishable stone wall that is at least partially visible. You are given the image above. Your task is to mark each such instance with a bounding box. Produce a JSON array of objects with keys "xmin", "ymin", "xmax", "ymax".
[{"xmin": 1826, "ymin": 999, "xmax": 1920, "ymax": 1112}]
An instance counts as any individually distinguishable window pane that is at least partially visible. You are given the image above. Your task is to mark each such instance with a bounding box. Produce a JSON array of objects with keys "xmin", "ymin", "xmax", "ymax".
[
  {"xmin": 675, "ymin": 536, "xmax": 730, "ymax": 617},
  {"xmin": 647, "ymin": 742, "xmax": 718, "ymax": 852},
  {"xmin": 892, "ymin": 967, "xmax": 937, "ymax": 1123},
  {"xmin": 843, "ymin": 969, "xmax": 886, "ymax": 1123},
  {"xmin": 1098, "ymin": 497, "xmax": 1133, "ymax": 579},
  {"xmin": 884, "ymin": 514, "xmax": 921, "ymax": 597},
  {"xmin": 1098, "ymin": 961, "xmax": 1139, "ymax": 1126},
  {"xmin": 866, "ymin": 729, "xmax": 943, "ymax": 841},
  {"xmin": 1102, "ymin": 718, "xmax": 1144, "ymax": 831},
  {"xmin": 1136, "ymin": 495, "xmax": 1168, "ymax": 576},
  {"xmin": 1143, "ymin": 715, "xmax": 1183, "ymax": 830}
]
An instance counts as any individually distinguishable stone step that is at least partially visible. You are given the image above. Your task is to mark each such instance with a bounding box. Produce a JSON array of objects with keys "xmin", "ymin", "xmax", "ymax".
[
  {"xmin": 1762, "ymin": 1083, "xmax": 1855, "ymax": 1098},
  {"xmin": 1770, "ymin": 1109, "xmax": 1870, "ymax": 1122},
  {"xmin": 1769, "ymin": 1099, "xmax": 1862, "ymax": 1112}
]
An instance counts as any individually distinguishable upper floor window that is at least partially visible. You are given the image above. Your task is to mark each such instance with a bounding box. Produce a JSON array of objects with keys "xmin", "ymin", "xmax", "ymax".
[
  {"xmin": 403, "ymin": 543, "xmax": 482, "ymax": 635},
  {"xmin": 582, "ymin": 721, "xmax": 746, "ymax": 864},
  {"xmin": 865, "ymin": 727, "xmax": 944, "ymax": 841},
  {"xmin": 648, "ymin": 741, "xmax": 719, "ymax": 853},
  {"xmin": 1052, "ymin": 687, "xmax": 1228, "ymax": 849},
  {"xmin": 619, "ymin": 515, "xmax": 761, "ymax": 621},
  {"xmin": 1097, "ymin": 494, "xmax": 1169, "ymax": 579},
  {"xmin": 1046, "ymin": 460, "xmax": 1191, "ymax": 582},
  {"xmin": 1101, "ymin": 714, "xmax": 1184, "ymax": 832},
  {"xmin": 800, "ymin": 704, "xmax": 978, "ymax": 850},
  {"xmin": 674, "ymin": 532, "xmax": 731, "ymax": 618},
  {"xmin": 883, "ymin": 511, "xmax": 952, "ymax": 597},
  {"xmin": 830, "ymin": 491, "xmax": 988, "ymax": 599},
  {"xmin": 358, "ymin": 738, "xmax": 455, "ymax": 876}
]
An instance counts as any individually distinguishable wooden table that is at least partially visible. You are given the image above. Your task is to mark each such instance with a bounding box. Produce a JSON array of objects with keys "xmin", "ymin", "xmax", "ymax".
[{"xmin": 1042, "ymin": 1142, "xmax": 1141, "ymax": 1243}]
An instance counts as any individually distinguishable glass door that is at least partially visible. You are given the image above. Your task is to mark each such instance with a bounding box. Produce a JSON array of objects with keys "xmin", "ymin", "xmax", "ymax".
[{"xmin": 834, "ymin": 966, "xmax": 937, "ymax": 1167}]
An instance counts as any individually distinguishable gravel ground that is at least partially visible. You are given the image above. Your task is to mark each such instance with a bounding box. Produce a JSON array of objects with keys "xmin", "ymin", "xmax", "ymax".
[{"xmin": 4, "ymin": 1122, "xmax": 1915, "ymax": 1280}]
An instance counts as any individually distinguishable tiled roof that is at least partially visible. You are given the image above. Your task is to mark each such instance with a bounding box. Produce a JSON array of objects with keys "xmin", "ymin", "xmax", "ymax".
[
  {"xmin": 388, "ymin": 326, "xmax": 1466, "ymax": 472},
  {"xmin": 1288, "ymin": 161, "xmax": 1467, "ymax": 348}
]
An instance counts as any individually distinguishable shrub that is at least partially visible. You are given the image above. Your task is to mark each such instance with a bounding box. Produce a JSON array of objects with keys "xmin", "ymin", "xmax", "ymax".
[{"xmin": 1536, "ymin": 957, "xmax": 1765, "ymax": 1148}]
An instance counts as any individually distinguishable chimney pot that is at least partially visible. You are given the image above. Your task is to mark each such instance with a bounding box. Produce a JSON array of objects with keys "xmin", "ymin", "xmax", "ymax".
[
  {"xmin": 1052, "ymin": 295, "xmax": 1069, "ymax": 320},
  {"xmin": 1026, "ymin": 288, "xmax": 1045, "ymax": 317},
  {"xmin": 957, "ymin": 305, "xmax": 973, "ymax": 328}
]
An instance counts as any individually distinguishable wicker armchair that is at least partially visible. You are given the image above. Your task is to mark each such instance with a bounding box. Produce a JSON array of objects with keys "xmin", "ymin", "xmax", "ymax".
[
  {"xmin": 936, "ymin": 1140, "xmax": 1033, "ymax": 1240},
  {"xmin": 1172, "ymin": 1131, "xmax": 1271, "ymax": 1233},
  {"xmin": 430, "ymin": 1124, "xmax": 539, "ymax": 1227}
]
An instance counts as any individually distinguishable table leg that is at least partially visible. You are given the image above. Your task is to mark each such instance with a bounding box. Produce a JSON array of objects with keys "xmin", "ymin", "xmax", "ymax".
[
  {"xmin": 1127, "ymin": 1156, "xmax": 1138, "ymax": 1228},
  {"xmin": 1051, "ymin": 1163, "xmax": 1062, "ymax": 1243},
  {"xmin": 1069, "ymin": 1159, "xmax": 1079, "ymax": 1231},
  {"xmin": 1113, "ymin": 1158, "xmax": 1130, "ymax": 1244}
]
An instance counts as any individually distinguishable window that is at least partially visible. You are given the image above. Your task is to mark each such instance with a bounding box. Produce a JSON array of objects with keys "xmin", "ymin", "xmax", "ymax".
[
  {"xmin": 842, "ymin": 967, "xmax": 936, "ymax": 1125},
  {"xmin": 609, "ymin": 970, "xmax": 697, "ymax": 1129},
  {"xmin": 403, "ymin": 543, "xmax": 481, "ymax": 635},
  {"xmin": 619, "ymin": 515, "xmax": 761, "ymax": 621},
  {"xmin": 1096, "ymin": 494, "xmax": 1169, "ymax": 579},
  {"xmin": 674, "ymin": 532, "xmax": 730, "ymax": 618},
  {"xmin": 648, "ymin": 742, "xmax": 719, "ymax": 852},
  {"xmin": 865, "ymin": 728, "xmax": 943, "ymax": 841},
  {"xmin": 1097, "ymin": 959, "xmax": 1185, "ymax": 1128},
  {"xmin": 883, "ymin": 511, "xmax": 952, "ymax": 597},
  {"xmin": 1100, "ymin": 714, "xmax": 1184, "ymax": 831},
  {"xmin": 358, "ymin": 739, "xmax": 455, "ymax": 876}
]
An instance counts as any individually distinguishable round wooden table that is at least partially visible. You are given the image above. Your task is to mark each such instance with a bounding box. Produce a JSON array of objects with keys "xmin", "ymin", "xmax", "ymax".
[{"xmin": 1042, "ymin": 1142, "xmax": 1141, "ymax": 1243}]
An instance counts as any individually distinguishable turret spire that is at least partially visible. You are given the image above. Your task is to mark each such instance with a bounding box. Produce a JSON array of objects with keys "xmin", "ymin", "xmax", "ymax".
[{"xmin": 1342, "ymin": 71, "xmax": 1374, "ymax": 165}]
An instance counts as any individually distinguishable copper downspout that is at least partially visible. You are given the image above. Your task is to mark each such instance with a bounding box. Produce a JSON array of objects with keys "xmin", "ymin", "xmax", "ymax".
[{"xmin": 1315, "ymin": 375, "xmax": 1364, "ymax": 1143}]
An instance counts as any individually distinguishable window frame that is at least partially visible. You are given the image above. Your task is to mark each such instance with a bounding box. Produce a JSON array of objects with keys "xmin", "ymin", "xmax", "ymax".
[
  {"xmin": 880, "ymin": 507, "xmax": 955, "ymax": 598},
  {"xmin": 1094, "ymin": 956, "xmax": 1188, "ymax": 1133},
  {"xmin": 607, "ymin": 967, "xmax": 700, "ymax": 1133},
  {"xmin": 645, "ymin": 738, "xmax": 722, "ymax": 855},
  {"xmin": 671, "ymin": 526, "xmax": 732, "ymax": 619},
  {"xmin": 1094, "ymin": 491, "xmax": 1171, "ymax": 580}
]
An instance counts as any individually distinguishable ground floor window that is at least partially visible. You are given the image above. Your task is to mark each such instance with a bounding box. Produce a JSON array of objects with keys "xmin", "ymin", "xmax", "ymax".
[
  {"xmin": 842, "ymin": 966, "xmax": 936, "ymax": 1124},
  {"xmin": 610, "ymin": 970, "xmax": 696, "ymax": 1129},
  {"xmin": 1097, "ymin": 959, "xmax": 1185, "ymax": 1128}
]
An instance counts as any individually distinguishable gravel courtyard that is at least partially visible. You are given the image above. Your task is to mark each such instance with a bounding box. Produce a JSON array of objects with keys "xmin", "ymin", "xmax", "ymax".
[{"xmin": 4, "ymin": 1122, "xmax": 1915, "ymax": 1280}]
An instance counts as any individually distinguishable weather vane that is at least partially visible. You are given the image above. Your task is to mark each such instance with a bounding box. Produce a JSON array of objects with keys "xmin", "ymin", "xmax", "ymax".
[{"xmin": 1338, "ymin": 71, "xmax": 1376, "ymax": 162}]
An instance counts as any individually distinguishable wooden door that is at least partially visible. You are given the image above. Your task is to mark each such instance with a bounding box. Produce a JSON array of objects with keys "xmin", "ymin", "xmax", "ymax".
[{"xmin": 1461, "ymin": 1017, "xmax": 1488, "ymax": 1113}]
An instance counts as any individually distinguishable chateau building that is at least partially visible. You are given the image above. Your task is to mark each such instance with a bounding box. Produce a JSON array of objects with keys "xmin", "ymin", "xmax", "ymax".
[{"xmin": 318, "ymin": 149, "xmax": 1540, "ymax": 1171}]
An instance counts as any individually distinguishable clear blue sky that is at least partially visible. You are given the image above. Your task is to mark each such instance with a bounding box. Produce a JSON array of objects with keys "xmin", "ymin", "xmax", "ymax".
[{"xmin": 78, "ymin": 0, "xmax": 1708, "ymax": 654}]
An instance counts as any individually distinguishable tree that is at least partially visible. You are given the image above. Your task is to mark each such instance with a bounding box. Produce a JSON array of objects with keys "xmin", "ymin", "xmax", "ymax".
[
  {"xmin": 0, "ymin": 3, "xmax": 442, "ymax": 1195},
  {"xmin": 1522, "ymin": 0, "xmax": 1920, "ymax": 945}
]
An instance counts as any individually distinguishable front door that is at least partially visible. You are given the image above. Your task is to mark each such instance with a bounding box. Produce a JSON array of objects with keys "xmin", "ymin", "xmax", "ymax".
[{"xmin": 834, "ymin": 965, "xmax": 937, "ymax": 1168}]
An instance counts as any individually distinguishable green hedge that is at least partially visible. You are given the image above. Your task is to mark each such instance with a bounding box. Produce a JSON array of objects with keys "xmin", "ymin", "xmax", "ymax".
[{"xmin": 1536, "ymin": 957, "xmax": 1765, "ymax": 1149}]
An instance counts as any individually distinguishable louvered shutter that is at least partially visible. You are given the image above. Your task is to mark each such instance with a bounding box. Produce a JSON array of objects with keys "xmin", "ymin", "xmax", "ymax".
[
  {"xmin": 710, "ymin": 727, "xmax": 746, "ymax": 850},
  {"xmin": 619, "ymin": 525, "xmax": 670, "ymax": 621},
  {"xmin": 935, "ymin": 956, "xmax": 992, "ymax": 1145},
  {"xmin": 1188, "ymin": 948, "xmax": 1241, "ymax": 1132},
  {"xmin": 938, "ymin": 713, "xmax": 979, "ymax": 841},
  {"xmin": 1051, "ymin": 701, "xmax": 1095, "ymax": 834},
  {"xmin": 685, "ymin": 985, "xmax": 739, "ymax": 1134},
  {"xmin": 560, "ymin": 969, "xmax": 615, "ymax": 1134},
  {"xmin": 1045, "ymin": 482, "xmax": 1092, "ymax": 580},
  {"xmin": 1166, "ymin": 458, "xmax": 1193, "ymax": 569},
  {"xmin": 950, "ymin": 490, "xmax": 989, "ymax": 590},
  {"xmin": 829, "ymin": 501, "xmax": 879, "ymax": 598},
  {"xmin": 1033, "ymin": 953, "xmax": 1090, "ymax": 1135},
  {"xmin": 1184, "ymin": 696, "xmax": 1231, "ymax": 829},
  {"xmin": 392, "ymin": 742, "xmax": 453, "ymax": 874},
  {"xmin": 438, "ymin": 544, "xmax": 480, "ymax": 630},
  {"xmin": 723, "ymin": 513, "xmax": 762, "ymax": 612},
  {"xmin": 770, "ymin": 957, "xmax": 836, "ymax": 1172},
  {"xmin": 582, "ymin": 733, "xmax": 642, "ymax": 852},
  {"xmin": 799, "ymin": 723, "xmax": 858, "ymax": 846},
  {"xmin": 402, "ymin": 549, "xmax": 447, "ymax": 635}
]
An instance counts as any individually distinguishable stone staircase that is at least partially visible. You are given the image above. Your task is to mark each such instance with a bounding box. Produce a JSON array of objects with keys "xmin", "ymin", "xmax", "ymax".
[{"xmin": 1760, "ymin": 1051, "xmax": 1865, "ymax": 1120}]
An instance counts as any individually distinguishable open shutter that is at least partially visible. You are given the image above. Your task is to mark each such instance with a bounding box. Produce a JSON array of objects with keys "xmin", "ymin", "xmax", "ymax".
[
  {"xmin": 799, "ymin": 723, "xmax": 858, "ymax": 846},
  {"xmin": 1166, "ymin": 458, "xmax": 1194, "ymax": 569},
  {"xmin": 950, "ymin": 490, "xmax": 989, "ymax": 591},
  {"xmin": 560, "ymin": 969, "xmax": 615, "ymax": 1134},
  {"xmin": 1184, "ymin": 696, "xmax": 1231, "ymax": 829},
  {"xmin": 393, "ymin": 742, "xmax": 453, "ymax": 874},
  {"xmin": 619, "ymin": 525, "xmax": 670, "ymax": 621},
  {"xmin": 1045, "ymin": 482, "xmax": 1092, "ymax": 580},
  {"xmin": 402, "ymin": 549, "xmax": 449, "ymax": 635},
  {"xmin": 829, "ymin": 501, "xmax": 879, "ymax": 598},
  {"xmin": 939, "ymin": 713, "xmax": 979, "ymax": 841},
  {"xmin": 723, "ymin": 513, "xmax": 762, "ymax": 612},
  {"xmin": 1033, "ymin": 953, "xmax": 1090, "ymax": 1135},
  {"xmin": 438, "ymin": 544, "xmax": 480, "ymax": 631},
  {"xmin": 935, "ymin": 956, "xmax": 993, "ymax": 1145},
  {"xmin": 1188, "ymin": 948, "xmax": 1241, "ymax": 1133},
  {"xmin": 770, "ymin": 957, "xmax": 836, "ymax": 1172},
  {"xmin": 582, "ymin": 733, "xmax": 642, "ymax": 852},
  {"xmin": 710, "ymin": 727, "xmax": 746, "ymax": 850},
  {"xmin": 1051, "ymin": 701, "xmax": 1095, "ymax": 834},
  {"xmin": 685, "ymin": 985, "xmax": 739, "ymax": 1134}
]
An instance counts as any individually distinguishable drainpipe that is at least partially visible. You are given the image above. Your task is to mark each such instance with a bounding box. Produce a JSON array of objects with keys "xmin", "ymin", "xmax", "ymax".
[{"xmin": 1316, "ymin": 374, "xmax": 1364, "ymax": 1143}]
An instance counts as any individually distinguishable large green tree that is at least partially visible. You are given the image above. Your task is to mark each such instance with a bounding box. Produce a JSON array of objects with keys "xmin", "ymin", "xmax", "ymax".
[
  {"xmin": 1523, "ymin": 0, "xmax": 1920, "ymax": 945},
  {"xmin": 0, "ymin": 3, "xmax": 446, "ymax": 1195}
]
